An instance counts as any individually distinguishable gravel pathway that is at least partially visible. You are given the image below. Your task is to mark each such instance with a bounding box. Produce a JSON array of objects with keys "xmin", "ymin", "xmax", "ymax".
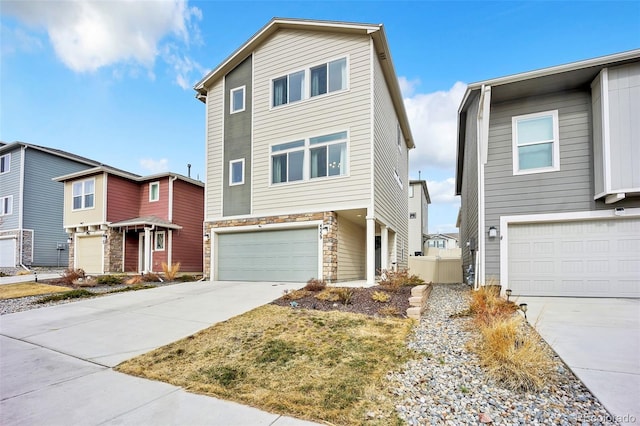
[{"xmin": 389, "ymin": 283, "xmax": 618, "ymax": 425}]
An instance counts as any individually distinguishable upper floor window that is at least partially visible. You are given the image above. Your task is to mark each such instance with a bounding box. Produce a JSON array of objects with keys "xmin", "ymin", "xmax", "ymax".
[
  {"xmin": 273, "ymin": 71, "xmax": 304, "ymax": 107},
  {"xmin": 271, "ymin": 131, "xmax": 348, "ymax": 185},
  {"xmin": 72, "ymin": 179, "xmax": 94, "ymax": 210},
  {"xmin": 229, "ymin": 159, "xmax": 245, "ymax": 186},
  {"xmin": 409, "ymin": 185, "xmax": 414, "ymax": 198},
  {"xmin": 230, "ymin": 86, "xmax": 245, "ymax": 113},
  {"xmin": 0, "ymin": 195, "xmax": 12, "ymax": 216},
  {"xmin": 149, "ymin": 182, "xmax": 160, "ymax": 202},
  {"xmin": 272, "ymin": 57, "xmax": 347, "ymax": 108},
  {"xmin": 0, "ymin": 154, "xmax": 10, "ymax": 174},
  {"xmin": 272, "ymin": 140, "xmax": 305, "ymax": 184},
  {"xmin": 512, "ymin": 110, "xmax": 560, "ymax": 175},
  {"xmin": 310, "ymin": 132, "xmax": 347, "ymax": 179},
  {"xmin": 394, "ymin": 169, "xmax": 403, "ymax": 190}
]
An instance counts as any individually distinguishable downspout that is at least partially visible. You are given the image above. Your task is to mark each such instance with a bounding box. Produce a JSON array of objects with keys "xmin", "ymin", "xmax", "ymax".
[
  {"xmin": 168, "ymin": 176, "xmax": 178, "ymax": 267},
  {"xmin": 366, "ymin": 36, "xmax": 376, "ymax": 286},
  {"xmin": 18, "ymin": 146, "xmax": 26, "ymax": 267},
  {"xmin": 476, "ymin": 85, "xmax": 492, "ymax": 288}
]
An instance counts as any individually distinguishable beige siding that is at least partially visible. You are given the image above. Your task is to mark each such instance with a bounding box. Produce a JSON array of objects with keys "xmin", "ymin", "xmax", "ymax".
[
  {"xmin": 206, "ymin": 80, "xmax": 224, "ymax": 218},
  {"xmin": 251, "ymin": 29, "xmax": 372, "ymax": 213},
  {"xmin": 63, "ymin": 174, "xmax": 105, "ymax": 226},
  {"xmin": 337, "ymin": 215, "xmax": 366, "ymax": 280},
  {"xmin": 372, "ymin": 54, "xmax": 409, "ymax": 269}
]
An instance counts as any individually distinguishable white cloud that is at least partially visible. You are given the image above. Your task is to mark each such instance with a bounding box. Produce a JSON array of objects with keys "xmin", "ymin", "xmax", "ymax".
[
  {"xmin": 398, "ymin": 76, "xmax": 421, "ymax": 97},
  {"xmin": 3, "ymin": 0, "xmax": 203, "ymax": 88},
  {"xmin": 140, "ymin": 158, "xmax": 169, "ymax": 174},
  {"xmin": 404, "ymin": 81, "xmax": 467, "ymax": 172},
  {"xmin": 426, "ymin": 177, "xmax": 458, "ymax": 204}
]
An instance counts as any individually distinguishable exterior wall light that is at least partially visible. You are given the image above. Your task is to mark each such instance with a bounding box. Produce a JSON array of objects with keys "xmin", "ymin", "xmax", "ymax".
[
  {"xmin": 67, "ymin": 236, "xmax": 73, "ymax": 244},
  {"xmin": 505, "ymin": 288, "xmax": 512, "ymax": 302},
  {"xmin": 322, "ymin": 225, "xmax": 329, "ymax": 237},
  {"xmin": 488, "ymin": 226, "xmax": 497, "ymax": 238},
  {"xmin": 102, "ymin": 234, "xmax": 108, "ymax": 244},
  {"xmin": 203, "ymin": 233, "xmax": 210, "ymax": 241}
]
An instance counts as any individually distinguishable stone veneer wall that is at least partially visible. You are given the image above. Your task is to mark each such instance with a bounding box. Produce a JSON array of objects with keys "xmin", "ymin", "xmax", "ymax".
[
  {"xmin": 204, "ymin": 211, "xmax": 339, "ymax": 282},
  {"xmin": 104, "ymin": 230, "xmax": 123, "ymax": 273},
  {"xmin": 21, "ymin": 230, "xmax": 33, "ymax": 265}
]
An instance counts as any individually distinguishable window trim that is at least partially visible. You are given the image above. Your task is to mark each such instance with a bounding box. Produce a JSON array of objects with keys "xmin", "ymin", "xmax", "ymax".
[
  {"xmin": 0, "ymin": 153, "xmax": 10, "ymax": 174},
  {"xmin": 229, "ymin": 158, "xmax": 245, "ymax": 186},
  {"xmin": 0, "ymin": 195, "xmax": 12, "ymax": 216},
  {"xmin": 230, "ymin": 85, "xmax": 246, "ymax": 114},
  {"xmin": 154, "ymin": 231, "xmax": 165, "ymax": 251},
  {"xmin": 269, "ymin": 130, "xmax": 349, "ymax": 186},
  {"xmin": 149, "ymin": 181, "xmax": 160, "ymax": 202},
  {"xmin": 512, "ymin": 110, "xmax": 560, "ymax": 175},
  {"xmin": 270, "ymin": 55, "xmax": 349, "ymax": 109},
  {"xmin": 72, "ymin": 178, "xmax": 95, "ymax": 211}
]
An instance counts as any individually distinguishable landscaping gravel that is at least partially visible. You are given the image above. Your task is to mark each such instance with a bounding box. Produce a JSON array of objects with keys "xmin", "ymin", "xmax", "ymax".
[{"xmin": 389, "ymin": 283, "xmax": 619, "ymax": 426}]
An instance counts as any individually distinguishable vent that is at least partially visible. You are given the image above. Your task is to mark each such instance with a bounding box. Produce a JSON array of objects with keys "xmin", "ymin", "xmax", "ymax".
[{"xmin": 378, "ymin": 52, "xmax": 387, "ymax": 61}]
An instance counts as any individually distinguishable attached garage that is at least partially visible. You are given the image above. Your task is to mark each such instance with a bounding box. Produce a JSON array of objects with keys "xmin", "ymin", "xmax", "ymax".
[
  {"xmin": 508, "ymin": 217, "xmax": 640, "ymax": 297},
  {"xmin": 0, "ymin": 238, "xmax": 16, "ymax": 267},
  {"xmin": 75, "ymin": 236, "xmax": 103, "ymax": 274},
  {"xmin": 217, "ymin": 228, "xmax": 319, "ymax": 282}
]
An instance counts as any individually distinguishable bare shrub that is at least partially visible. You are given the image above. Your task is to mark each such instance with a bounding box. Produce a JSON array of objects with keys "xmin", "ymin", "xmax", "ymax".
[
  {"xmin": 379, "ymin": 269, "xmax": 424, "ymax": 292},
  {"xmin": 378, "ymin": 306, "xmax": 400, "ymax": 317},
  {"xmin": 53, "ymin": 269, "xmax": 85, "ymax": 286},
  {"xmin": 304, "ymin": 278, "xmax": 327, "ymax": 292},
  {"xmin": 282, "ymin": 289, "xmax": 311, "ymax": 300},
  {"xmin": 470, "ymin": 284, "xmax": 518, "ymax": 326}
]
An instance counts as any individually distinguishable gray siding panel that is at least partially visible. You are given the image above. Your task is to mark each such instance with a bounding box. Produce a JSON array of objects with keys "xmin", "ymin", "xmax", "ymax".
[
  {"xmin": 0, "ymin": 146, "xmax": 22, "ymax": 230},
  {"xmin": 223, "ymin": 55, "xmax": 252, "ymax": 216},
  {"xmin": 23, "ymin": 148, "xmax": 93, "ymax": 266},
  {"xmin": 460, "ymin": 95, "xmax": 479, "ymax": 277}
]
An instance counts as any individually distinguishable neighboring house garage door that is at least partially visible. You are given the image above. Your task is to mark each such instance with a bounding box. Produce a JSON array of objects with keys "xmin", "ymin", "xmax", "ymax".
[
  {"xmin": 76, "ymin": 236, "xmax": 103, "ymax": 274},
  {"xmin": 218, "ymin": 228, "xmax": 319, "ymax": 282},
  {"xmin": 508, "ymin": 217, "xmax": 640, "ymax": 298},
  {"xmin": 0, "ymin": 238, "xmax": 16, "ymax": 267}
]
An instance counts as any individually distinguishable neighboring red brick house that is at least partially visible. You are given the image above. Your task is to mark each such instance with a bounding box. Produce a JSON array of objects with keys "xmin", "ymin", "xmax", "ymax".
[{"xmin": 55, "ymin": 166, "xmax": 204, "ymax": 274}]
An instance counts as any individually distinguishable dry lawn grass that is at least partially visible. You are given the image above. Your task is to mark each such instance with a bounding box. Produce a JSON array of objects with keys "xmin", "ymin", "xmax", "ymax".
[
  {"xmin": 117, "ymin": 304, "xmax": 416, "ymax": 425},
  {"xmin": 0, "ymin": 283, "xmax": 71, "ymax": 300}
]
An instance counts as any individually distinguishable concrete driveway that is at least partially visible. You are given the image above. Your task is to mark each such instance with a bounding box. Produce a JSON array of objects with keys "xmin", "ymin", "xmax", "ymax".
[
  {"xmin": 518, "ymin": 296, "xmax": 640, "ymax": 425},
  {"xmin": 0, "ymin": 280, "xmax": 320, "ymax": 426}
]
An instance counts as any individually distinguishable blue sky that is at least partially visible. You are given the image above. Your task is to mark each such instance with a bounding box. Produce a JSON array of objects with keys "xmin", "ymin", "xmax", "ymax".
[{"xmin": 1, "ymin": 1, "xmax": 639, "ymax": 233}]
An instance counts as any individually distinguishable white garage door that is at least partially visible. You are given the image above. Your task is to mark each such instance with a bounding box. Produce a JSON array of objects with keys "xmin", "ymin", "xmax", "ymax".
[
  {"xmin": 0, "ymin": 238, "xmax": 16, "ymax": 267},
  {"xmin": 508, "ymin": 217, "xmax": 640, "ymax": 297},
  {"xmin": 76, "ymin": 236, "xmax": 103, "ymax": 274},
  {"xmin": 217, "ymin": 228, "xmax": 319, "ymax": 282}
]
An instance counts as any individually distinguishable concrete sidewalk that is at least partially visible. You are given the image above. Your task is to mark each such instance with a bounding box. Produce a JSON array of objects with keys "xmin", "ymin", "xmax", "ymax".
[
  {"xmin": 0, "ymin": 280, "xmax": 320, "ymax": 425},
  {"xmin": 518, "ymin": 296, "xmax": 640, "ymax": 425},
  {"xmin": 0, "ymin": 272, "xmax": 63, "ymax": 285}
]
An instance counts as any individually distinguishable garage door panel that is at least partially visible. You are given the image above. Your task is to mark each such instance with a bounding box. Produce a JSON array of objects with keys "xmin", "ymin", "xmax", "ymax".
[
  {"xmin": 218, "ymin": 228, "xmax": 318, "ymax": 282},
  {"xmin": 509, "ymin": 217, "xmax": 640, "ymax": 298},
  {"xmin": 76, "ymin": 237, "xmax": 103, "ymax": 274},
  {"xmin": 0, "ymin": 239, "xmax": 16, "ymax": 267}
]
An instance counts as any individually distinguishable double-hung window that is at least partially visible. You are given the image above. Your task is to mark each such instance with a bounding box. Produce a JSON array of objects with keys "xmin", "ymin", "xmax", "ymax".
[
  {"xmin": 0, "ymin": 154, "xmax": 10, "ymax": 174},
  {"xmin": 72, "ymin": 179, "xmax": 94, "ymax": 210},
  {"xmin": 230, "ymin": 86, "xmax": 245, "ymax": 113},
  {"xmin": 273, "ymin": 71, "xmax": 305, "ymax": 107},
  {"xmin": 271, "ymin": 140, "xmax": 305, "ymax": 184},
  {"xmin": 0, "ymin": 195, "xmax": 12, "ymax": 216},
  {"xmin": 512, "ymin": 110, "xmax": 560, "ymax": 175},
  {"xmin": 155, "ymin": 231, "xmax": 165, "ymax": 251},
  {"xmin": 309, "ymin": 131, "xmax": 347, "ymax": 179},
  {"xmin": 311, "ymin": 58, "xmax": 347, "ymax": 97},
  {"xmin": 149, "ymin": 182, "xmax": 160, "ymax": 202}
]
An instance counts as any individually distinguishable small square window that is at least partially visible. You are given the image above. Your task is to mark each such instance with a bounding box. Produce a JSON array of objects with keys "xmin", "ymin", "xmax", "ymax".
[
  {"xmin": 512, "ymin": 110, "xmax": 560, "ymax": 175},
  {"xmin": 229, "ymin": 159, "xmax": 245, "ymax": 186},
  {"xmin": 230, "ymin": 86, "xmax": 245, "ymax": 113},
  {"xmin": 0, "ymin": 154, "xmax": 10, "ymax": 174},
  {"xmin": 149, "ymin": 182, "xmax": 160, "ymax": 202},
  {"xmin": 155, "ymin": 231, "xmax": 165, "ymax": 251},
  {"xmin": 409, "ymin": 212, "xmax": 417, "ymax": 219}
]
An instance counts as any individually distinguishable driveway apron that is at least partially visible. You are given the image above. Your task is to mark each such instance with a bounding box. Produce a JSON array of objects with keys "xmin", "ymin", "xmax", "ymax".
[
  {"xmin": 0, "ymin": 281, "xmax": 320, "ymax": 426},
  {"xmin": 519, "ymin": 296, "xmax": 640, "ymax": 425}
]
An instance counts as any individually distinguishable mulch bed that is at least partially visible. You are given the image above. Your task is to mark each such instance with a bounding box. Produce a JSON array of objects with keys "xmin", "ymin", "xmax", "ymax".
[{"xmin": 271, "ymin": 285, "xmax": 413, "ymax": 318}]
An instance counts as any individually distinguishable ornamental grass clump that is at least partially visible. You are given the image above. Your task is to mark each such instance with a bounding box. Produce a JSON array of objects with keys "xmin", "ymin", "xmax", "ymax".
[
  {"xmin": 469, "ymin": 283, "xmax": 518, "ymax": 326},
  {"xmin": 162, "ymin": 262, "xmax": 181, "ymax": 281}
]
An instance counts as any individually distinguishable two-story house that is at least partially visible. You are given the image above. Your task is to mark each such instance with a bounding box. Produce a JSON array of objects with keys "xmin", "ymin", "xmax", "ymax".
[
  {"xmin": 456, "ymin": 50, "xmax": 640, "ymax": 298},
  {"xmin": 54, "ymin": 166, "xmax": 204, "ymax": 275},
  {"xmin": 408, "ymin": 180, "xmax": 430, "ymax": 256},
  {"xmin": 0, "ymin": 142, "xmax": 99, "ymax": 269},
  {"xmin": 195, "ymin": 18, "xmax": 414, "ymax": 284}
]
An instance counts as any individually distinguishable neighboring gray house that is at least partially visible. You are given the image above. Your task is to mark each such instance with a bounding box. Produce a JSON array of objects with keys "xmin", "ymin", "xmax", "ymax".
[
  {"xmin": 408, "ymin": 180, "xmax": 430, "ymax": 255},
  {"xmin": 195, "ymin": 18, "xmax": 414, "ymax": 284},
  {"xmin": 456, "ymin": 49, "xmax": 640, "ymax": 298},
  {"xmin": 425, "ymin": 233, "xmax": 459, "ymax": 250},
  {"xmin": 0, "ymin": 142, "xmax": 99, "ymax": 269}
]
